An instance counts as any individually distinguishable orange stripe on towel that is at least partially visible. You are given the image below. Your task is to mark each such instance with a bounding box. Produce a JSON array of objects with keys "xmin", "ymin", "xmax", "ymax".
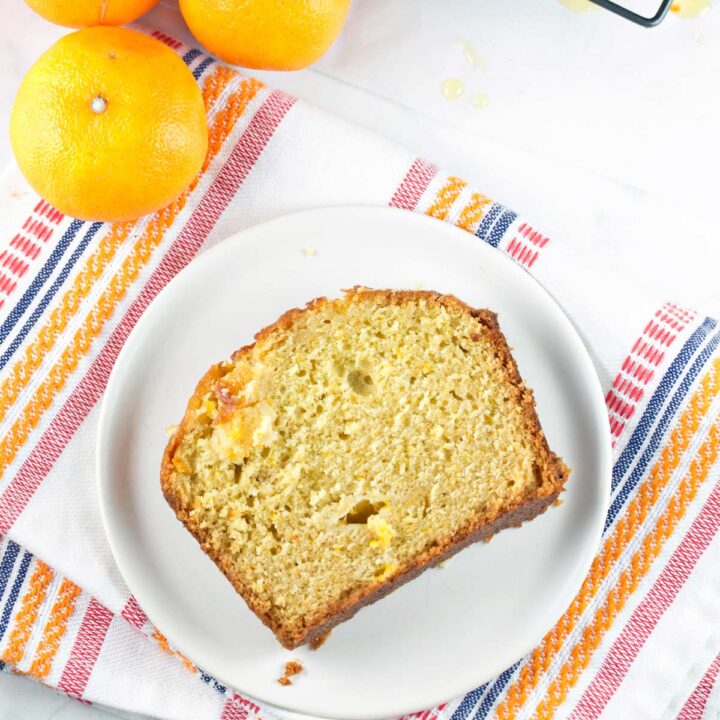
[
  {"xmin": 2, "ymin": 560, "xmax": 53, "ymax": 666},
  {"xmin": 28, "ymin": 578, "xmax": 82, "ymax": 680},
  {"xmin": 455, "ymin": 192, "xmax": 492, "ymax": 233},
  {"xmin": 425, "ymin": 177, "xmax": 467, "ymax": 221}
]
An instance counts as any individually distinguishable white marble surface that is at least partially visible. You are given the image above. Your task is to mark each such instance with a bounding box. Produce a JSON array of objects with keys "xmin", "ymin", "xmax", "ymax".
[
  {"xmin": 1, "ymin": 1, "xmax": 719, "ymax": 718},
  {"xmin": 316, "ymin": 0, "xmax": 720, "ymax": 217},
  {"xmin": 0, "ymin": 671, "xmax": 124, "ymax": 720}
]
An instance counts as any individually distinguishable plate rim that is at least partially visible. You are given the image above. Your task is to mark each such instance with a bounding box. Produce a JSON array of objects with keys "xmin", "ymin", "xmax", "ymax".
[{"xmin": 97, "ymin": 205, "xmax": 612, "ymax": 719}]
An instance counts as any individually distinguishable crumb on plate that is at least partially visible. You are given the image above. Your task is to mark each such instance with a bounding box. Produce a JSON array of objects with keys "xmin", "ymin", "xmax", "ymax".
[{"xmin": 277, "ymin": 659, "xmax": 303, "ymax": 686}]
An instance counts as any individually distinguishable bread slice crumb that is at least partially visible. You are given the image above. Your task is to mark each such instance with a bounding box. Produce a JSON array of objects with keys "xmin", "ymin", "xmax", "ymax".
[
  {"xmin": 277, "ymin": 659, "xmax": 303, "ymax": 686},
  {"xmin": 161, "ymin": 288, "xmax": 569, "ymax": 649}
]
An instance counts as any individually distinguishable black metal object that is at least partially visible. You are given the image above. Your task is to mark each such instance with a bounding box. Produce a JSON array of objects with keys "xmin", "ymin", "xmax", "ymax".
[{"xmin": 590, "ymin": 0, "xmax": 674, "ymax": 26}]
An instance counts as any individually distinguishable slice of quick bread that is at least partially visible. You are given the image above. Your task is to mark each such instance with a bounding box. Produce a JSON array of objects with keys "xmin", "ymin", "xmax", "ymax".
[{"xmin": 161, "ymin": 288, "xmax": 569, "ymax": 649}]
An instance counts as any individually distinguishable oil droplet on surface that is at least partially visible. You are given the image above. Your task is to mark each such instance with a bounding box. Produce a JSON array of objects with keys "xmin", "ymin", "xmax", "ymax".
[
  {"xmin": 459, "ymin": 39, "xmax": 483, "ymax": 69},
  {"xmin": 471, "ymin": 92, "xmax": 489, "ymax": 109},
  {"xmin": 557, "ymin": 0, "xmax": 598, "ymax": 11},
  {"xmin": 441, "ymin": 78, "xmax": 465, "ymax": 100},
  {"xmin": 671, "ymin": 0, "xmax": 711, "ymax": 17}
]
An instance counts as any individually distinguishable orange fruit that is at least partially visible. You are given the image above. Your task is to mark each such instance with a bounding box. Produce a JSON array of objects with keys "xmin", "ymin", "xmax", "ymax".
[
  {"xmin": 23, "ymin": 0, "xmax": 160, "ymax": 27},
  {"xmin": 179, "ymin": 0, "xmax": 351, "ymax": 70},
  {"xmin": 10, "ymin": 27, "xmax": 208, "ymax": 223}
]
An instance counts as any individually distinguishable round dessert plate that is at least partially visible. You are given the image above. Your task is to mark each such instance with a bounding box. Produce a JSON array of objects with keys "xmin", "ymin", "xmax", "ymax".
[{"xmin": 98, "ymin": 206, "xmax": 611, "ymax": 720}]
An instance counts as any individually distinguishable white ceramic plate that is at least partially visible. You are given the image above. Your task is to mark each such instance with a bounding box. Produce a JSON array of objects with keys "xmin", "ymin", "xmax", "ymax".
[{"xmin": 97, "ymin": 207, "xmax": 611, "ymax": 720}]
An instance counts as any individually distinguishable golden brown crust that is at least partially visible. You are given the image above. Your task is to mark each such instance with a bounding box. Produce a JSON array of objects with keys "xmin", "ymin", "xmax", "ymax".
[
  {"xmin": 160, "ymin": 287, "xmax": 570, "ymax": 649},
  {"xmin": 309, "ymin": 628, "xmax": 332, "ymax": 650}
]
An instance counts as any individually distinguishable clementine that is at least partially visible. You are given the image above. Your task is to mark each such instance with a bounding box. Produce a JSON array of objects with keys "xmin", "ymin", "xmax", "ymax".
[
  {"xmin": 10, "ymin": 27, "xmax": 208, "ymax": 222},
  {"xmin": 179, "ymin": 0, "xmax": 351, "ymax": 70},
  {"xmin": 24, "ymin": 0, "xmax": 160, "ymax": 28}
]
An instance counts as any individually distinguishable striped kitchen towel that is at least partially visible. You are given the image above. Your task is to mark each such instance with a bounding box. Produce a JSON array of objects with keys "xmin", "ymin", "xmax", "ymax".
[{"xmin": 1, "ymin": 30, "xmax": 719, "ymax": 720}]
